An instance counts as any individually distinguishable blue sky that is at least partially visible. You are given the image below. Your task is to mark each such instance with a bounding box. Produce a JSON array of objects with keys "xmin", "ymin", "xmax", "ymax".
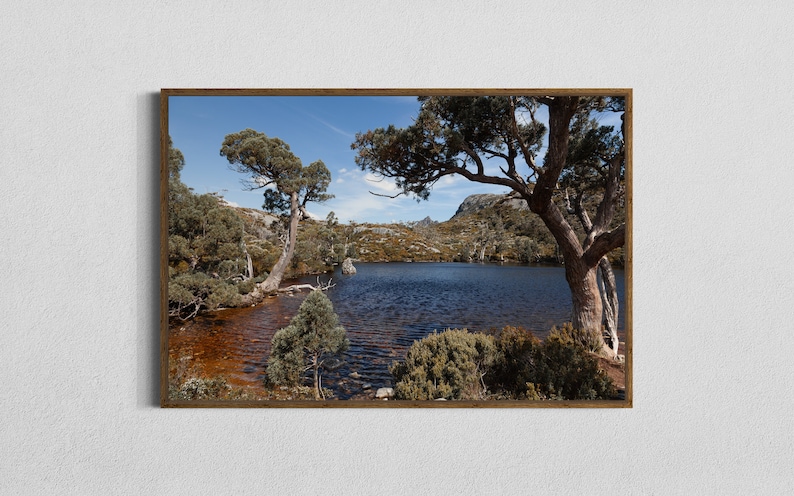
[{"xmin": 167, "ymin": 95, "xmax": 621, "ymax": 224}]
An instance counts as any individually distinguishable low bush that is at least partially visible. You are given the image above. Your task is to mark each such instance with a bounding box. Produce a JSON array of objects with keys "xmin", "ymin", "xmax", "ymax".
[
  {"xmin": 530, "ymin": 333, "xmax": 615, "ymax": 400},
  {"xmin": 390, "ymin": 324, "xmax": 616, "ymax": 401},
  {"xmin": 549, "ymin": 321, "xmax": 604, "ymax": 355},
  {"xmin": 390, "ymin": 328, "xmax": 497, "ymax": 400},
  {"xmin": 491, "ymin": 325, "xmax": 540, "ymax": 398}
]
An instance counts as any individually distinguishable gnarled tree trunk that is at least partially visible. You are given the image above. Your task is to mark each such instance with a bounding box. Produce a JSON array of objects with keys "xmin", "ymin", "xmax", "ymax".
[
  {"xmin": 565, "ymin": 258, "xmax": 605, "ymax": 352},
  {"xmin": 239, "ymin": 192, "xmax": 301, "ymax": 306}
]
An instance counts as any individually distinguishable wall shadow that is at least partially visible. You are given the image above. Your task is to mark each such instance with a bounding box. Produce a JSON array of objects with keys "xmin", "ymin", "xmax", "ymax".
[{"xmin": 136, "ymin": 91, "xmax": 162, "ymax": 408}]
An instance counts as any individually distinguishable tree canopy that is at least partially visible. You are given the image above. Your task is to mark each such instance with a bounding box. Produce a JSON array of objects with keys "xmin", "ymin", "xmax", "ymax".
[{"xmin": 221, "ymin": 129, "xmax": 333, "ymax": 219}]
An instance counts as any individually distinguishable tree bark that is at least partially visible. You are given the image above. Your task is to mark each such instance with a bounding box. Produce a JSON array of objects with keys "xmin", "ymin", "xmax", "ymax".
[
  {"xmin": 565, "ymin": 259, "xmax": 604, "ymax": 348},
  {"xmin": 312, "ymin": 356, "xmax": 321, "ymax": 400},
  {"xmin": 245, "ymin": 252, "xmax": 254, "ymax": 281},
  {"xmin": 598, "ymin": 257, "xmax": 620, "ymax": 356},
  {"xmin": 564, "ymin": 189, "xmax": 621, "ymax": 358}
]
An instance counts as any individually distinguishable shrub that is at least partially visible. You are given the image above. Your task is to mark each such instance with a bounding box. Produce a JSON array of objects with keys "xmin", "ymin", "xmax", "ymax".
[
  {"xmin": 491, "ymin": 325, "xmax": 541, "ymax": 398},
  {"xmin": 168, "ymin": 272, "xmax": 243, "ymax": 319},
  {"xmin": 530, "ymin": 334, "xmax": 616, "ymax": 400},
  {"xmin": 489, "ymin": 324, "xmax": 617, "ymax": 400},
  {"xmin": 173, "ymin": 376, "xmax": 232, "ymax": 400},
  {"xmin": 390, "ymin": 328, "xmax": 497, "ymax": 400},
  {"xmin": 549, "ymin": 322, "xmax": 603, "ymax": 355},
  {"xmin": 235, "ymin": 275, "xmax": 266, "ymax": 295}
]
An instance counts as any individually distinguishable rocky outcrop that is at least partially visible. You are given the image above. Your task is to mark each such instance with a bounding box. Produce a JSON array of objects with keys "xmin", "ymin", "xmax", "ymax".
[
  {"xmin": 341, "ymin": 257, "xmax": 357, "ymax": 275},
  {"xmin": 451, "ymin": 192, "xmax": 529, "ymax": 219}
]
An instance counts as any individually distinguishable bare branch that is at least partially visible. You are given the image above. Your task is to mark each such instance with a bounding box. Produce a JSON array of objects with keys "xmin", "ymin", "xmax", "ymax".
[
  {"xmin": 369, "ymin": 190, "xmax": 404, "ymax": 199},
  {"xmin": 509, "ymin": 97, "xmax": 542, "ymax": 178},
  {"xmin": 278, "ymin": 277, "xmax": 336, "ymax": 294}
]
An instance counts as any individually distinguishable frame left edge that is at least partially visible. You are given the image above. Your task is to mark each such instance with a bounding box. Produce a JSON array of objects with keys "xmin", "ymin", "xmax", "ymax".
[{"xmin": 160, "ymin": 90, "xmax": 171, "ymax": 407}]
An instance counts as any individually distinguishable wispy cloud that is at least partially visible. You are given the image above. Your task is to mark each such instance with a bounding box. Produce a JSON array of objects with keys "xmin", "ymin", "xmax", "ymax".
[{"xmin": 305, "ymin": 112, "xmax": 355, "ymax": 139}]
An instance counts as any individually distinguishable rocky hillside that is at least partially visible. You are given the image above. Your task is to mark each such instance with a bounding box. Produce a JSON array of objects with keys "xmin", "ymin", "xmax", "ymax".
[
  {"xmin": 223, "ymin": 190, "xmax": 624, "ymax": 275},
  {"xmin": 349, "ymin": 192, "xmax": 566, "ymax": 264},
  {"xmin": 451, "ymin": 192, "xmax": 529, "ymax": 219},
  {"xmin": 347, "ymin": 191, "xmax": 624, "ymax": 267}
]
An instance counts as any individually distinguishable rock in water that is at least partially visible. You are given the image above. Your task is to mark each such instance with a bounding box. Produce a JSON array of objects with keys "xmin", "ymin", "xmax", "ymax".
[{"xmin": 342, "ymin": 257, "xmax": 357, "ymax": 275}]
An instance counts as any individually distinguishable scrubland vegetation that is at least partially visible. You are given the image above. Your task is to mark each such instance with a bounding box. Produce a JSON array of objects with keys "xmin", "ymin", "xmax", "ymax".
[{"xmin": 389, "ymin": 326, "xmax": 616, "ymax": 401}]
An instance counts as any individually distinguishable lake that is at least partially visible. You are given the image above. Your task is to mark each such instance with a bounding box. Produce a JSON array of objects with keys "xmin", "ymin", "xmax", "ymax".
[{"xmin": 168, "ymin": 262, "xmax": 626, "ymax": 399}]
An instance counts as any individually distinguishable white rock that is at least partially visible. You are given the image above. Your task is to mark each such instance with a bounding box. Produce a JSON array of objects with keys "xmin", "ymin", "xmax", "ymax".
[
  {"xmin": 375, "ymin": 387, "xmax": 394, "ymax": 399},
  {"xmin": 341, "ymin": 257, "xmax": 357, "ymax": 275}
]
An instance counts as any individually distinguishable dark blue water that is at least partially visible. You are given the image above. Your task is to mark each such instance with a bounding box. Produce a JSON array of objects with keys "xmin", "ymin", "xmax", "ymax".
[{"xmin": 169, "ymin": 262, "xmax": 626, "ymax": 399}]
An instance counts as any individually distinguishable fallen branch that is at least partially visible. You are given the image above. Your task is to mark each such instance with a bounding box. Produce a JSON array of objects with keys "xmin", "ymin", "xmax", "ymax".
[{"xmin": 278, "ymin": 277, "xmax": 336, "ymax": 294}]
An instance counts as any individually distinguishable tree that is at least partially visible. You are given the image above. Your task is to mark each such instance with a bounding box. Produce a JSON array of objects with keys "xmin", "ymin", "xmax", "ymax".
[
  {"xmin": 220, "ymin": 129, "xmax": 333, "ymax": 299},
  {"xmin": 266, "ymin": 290, "xmax": 349, "ymax": 399},
  {"xmin": 562, "ymin": 111, "xmax": 626, "ymax": 356},
  {"xmin": 352, "ymin": 95, "xmax": 626, "ymax": 357}
]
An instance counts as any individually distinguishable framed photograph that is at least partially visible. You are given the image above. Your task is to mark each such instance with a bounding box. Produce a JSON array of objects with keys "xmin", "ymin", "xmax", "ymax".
[{"xmin": 160, "ymin": 89, "xmax": 632, "ymax": 408}]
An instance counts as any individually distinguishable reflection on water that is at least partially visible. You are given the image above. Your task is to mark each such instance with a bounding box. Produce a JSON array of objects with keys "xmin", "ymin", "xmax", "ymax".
[{"xmin": 169, "ymin": 262, "xmax": 626, "ymax": 399}]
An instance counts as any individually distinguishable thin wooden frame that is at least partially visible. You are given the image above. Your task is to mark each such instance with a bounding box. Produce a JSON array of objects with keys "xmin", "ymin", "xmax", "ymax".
[{"xmin": 160, "ymin": 88, "xmax": 632, "ymax": 408}]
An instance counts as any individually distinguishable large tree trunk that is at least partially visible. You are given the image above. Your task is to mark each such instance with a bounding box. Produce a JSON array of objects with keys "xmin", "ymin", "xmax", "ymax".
[
  {"xmin": 526, "ymin": 192, "xmax": 613, "ymax": 356},
  {"xmin": 239, "ymin": 192, "xmax": 301, "ymax": 306},
  {"xmin": 523, "ymin": 98, "xmax": 620, "ymax": 358},
  {"xmin": 565, "ymin": 259, "xmax": 606, "ymax": 352}
]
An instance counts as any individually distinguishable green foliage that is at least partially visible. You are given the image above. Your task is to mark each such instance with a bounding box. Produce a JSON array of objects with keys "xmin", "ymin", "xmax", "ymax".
[
  {"xmin": 172, "ymin": 376, "xmax": 232, "ymax": 400},
  {"xmin": 493, "ymin": 325, "xmax": 615, "ymax": 400},
  {"xmin": 491, "ymin": 326, "xmax": 541, "ymax": 398},
  {"xmin": 352, "ymin": 96, "xmax": 548, "ymax": 201},
  {"xmin": 549, "ymin": 322, "xmax": 603, "ymax": 355},
  {"xmin": 530, "ymin": 333, "xmax": 615, "ymax": 400},
  {"xmin": 167, "ymin": 137, "xmax": 262, "ymax": 319},
  {"xmin": 390, "ymin": 325, "xmax": 616, "ymax": 401},
  {"xmin": 235, "ymin": 275, "xmax": 266, "ymax": 295},
  {"xmin": 168, "ymin": 272, "xmax": 242, "ymax": 319},
  {"xmin": 390, "ymin": 328, "xmax": 498, "ymax": 400},
  {"xmin": 219, "ymin": 129, "xmax": 334, "ymax": 204},
  {"xmin": 266, "ymin": 290, "xmax": 349, "ymax": 399},
  {"xmin": 168, "ymin": 354, "xmax": 260, "ymax": 401}
]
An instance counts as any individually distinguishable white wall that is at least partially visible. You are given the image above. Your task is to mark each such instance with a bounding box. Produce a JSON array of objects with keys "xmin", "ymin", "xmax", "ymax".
[{"xmin": 2, "ymin": 1, "xmax": 792, "ymax": 494}]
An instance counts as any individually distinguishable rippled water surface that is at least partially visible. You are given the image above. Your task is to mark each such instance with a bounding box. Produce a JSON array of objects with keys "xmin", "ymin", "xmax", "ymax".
[{"xmin": 169, "ymin": 262, "xmax": 626, "ymax": 399}]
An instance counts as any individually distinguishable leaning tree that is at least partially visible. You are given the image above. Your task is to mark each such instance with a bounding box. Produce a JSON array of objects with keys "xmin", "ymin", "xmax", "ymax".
[
  {"xmin": 351, "ymin": 95, "xmax": 627, "ymax": 357},
  {"xmin": 220, "ymin": 129, "xmax": 333, "ymax": 299}
]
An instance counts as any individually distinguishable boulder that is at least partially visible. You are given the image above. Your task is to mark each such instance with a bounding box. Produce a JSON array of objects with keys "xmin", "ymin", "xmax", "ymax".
[
  {"xmin": 341, "ymin": 257, "xmax": 357, "ymax": 275},
  {"xmin": 375, "ymin": 387, "xmax": 394, "ymax": 399}
]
